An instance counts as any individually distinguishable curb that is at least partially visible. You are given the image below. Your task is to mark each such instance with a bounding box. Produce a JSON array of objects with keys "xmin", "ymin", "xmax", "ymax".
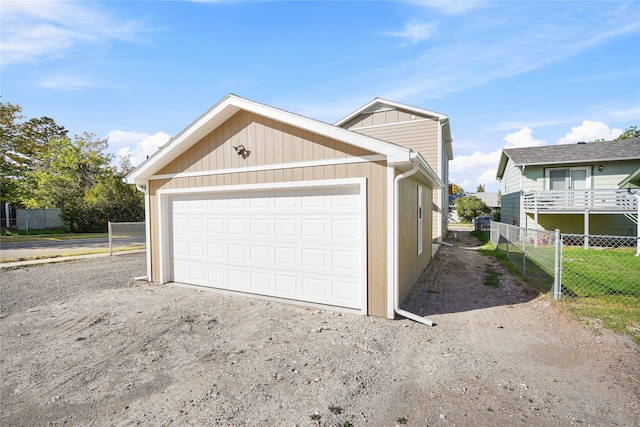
[{"xmin": 0, "ymin": 249, "xmax": 146, "ymax": 269}]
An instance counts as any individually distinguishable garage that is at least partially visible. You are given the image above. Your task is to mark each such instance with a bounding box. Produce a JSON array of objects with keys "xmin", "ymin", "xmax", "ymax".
[
  {"xmin": 128, "ymin": 94, "xmax": 445, "ymax": 318},
  {"xmin": 165, "ymin": 182, "xmax": 366, "ymax": 310}
]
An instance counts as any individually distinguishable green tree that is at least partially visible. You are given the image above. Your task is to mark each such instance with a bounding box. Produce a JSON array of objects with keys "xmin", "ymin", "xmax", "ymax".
[
  {"xmin": 22, "ymin": 133, "xmax": 112, "ymax": 208},
  {"xmin": 455, "ymin": 195, "xmax": 490, "ymax": 223},
  {"xmin": 61, "ymin": 174, "xmax": 144, "ymax": 232},
  {"xmin": 616, "ymin": 126, "xmax": 640, "ymax": 140},
  {"xmin": 476, "ymin": 184, "xmax": 485, "ymax": 192},
  {"xmin": 1, "ymin": 102, "xmax": 68, "ymax": 206}
]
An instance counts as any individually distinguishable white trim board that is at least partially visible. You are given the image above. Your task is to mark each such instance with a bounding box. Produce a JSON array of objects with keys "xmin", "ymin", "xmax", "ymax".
[{"xmin": 150, "ymin": 154, "xmax": 386, "ymax": 181}]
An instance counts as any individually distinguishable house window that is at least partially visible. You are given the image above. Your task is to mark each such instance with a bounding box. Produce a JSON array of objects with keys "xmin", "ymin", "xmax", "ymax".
[
  {"xmin": 546, "ymin": 167, "xmax": 591, "ymax": 191},
  {"xmin": 417, "ymin": 185, "xmax": 423, "ymax": 255}
]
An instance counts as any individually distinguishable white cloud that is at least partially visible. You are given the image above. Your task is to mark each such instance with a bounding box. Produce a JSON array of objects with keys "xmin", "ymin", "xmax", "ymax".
[
  {"xmin": 450, "ymin": 148, "xmax": 502, "ymax": 191},
  {"xmin": 558, "ymin": 120, "xmax": 622, "ymax": 144},
  {"xmin": 1, "ymin": 1, "xmax": 146, "ymax": 65},
  {"xmin": 384, "ymin": 23, "xmax": 434, "ymax": 43},
  {"xmin": 503, "ymin": 127, "xmax": 545, "ymax": 148},
  {"xmin": 107, "ymin": 130, "xmax": 170, "ymax": 167}
]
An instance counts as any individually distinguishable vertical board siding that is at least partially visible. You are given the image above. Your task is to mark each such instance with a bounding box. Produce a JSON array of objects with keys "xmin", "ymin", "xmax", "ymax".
[
  {"xmin": 147, "ymin": 114, "xmax": 389, "ymax": 317},
  {"xmin": 156, "ymin": 111, "xmax": 373, "ymax": 176},
  {"xmin": 344, "ymin": 118, "xmax": 442, "ymax": 241},
  {"xmin": 397, "ymin": 177, "xmax": 433, "ymax": 303}
]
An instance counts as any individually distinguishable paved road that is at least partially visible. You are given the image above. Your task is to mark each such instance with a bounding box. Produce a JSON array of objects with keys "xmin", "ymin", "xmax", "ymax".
[{"xmin": 0, "ymin": 237, "xmax": 145, "ymax": 259}]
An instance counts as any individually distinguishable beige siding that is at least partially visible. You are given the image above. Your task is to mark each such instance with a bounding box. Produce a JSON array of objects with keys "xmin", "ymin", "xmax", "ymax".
[
  {"xmin": 343, "ymin": 118, "xmax": 443, "ymax": 241},
  {"xmin": 147, "ymin": 112, "xmax": 389, "ymax": 317},
  {"xmin": 397, "ymin": 177, "xmax": 433, "ymax": 303},
  {"xmin": 348, "ymin": 120, "xmax": 439, "ymax": 166},
  {"xmin": 157, "ymin": 111, "xmax": 372, "ymax": 175},
  {"xmin": 342, "ymin": 109, "xmax": 433, "ymax": 129}
]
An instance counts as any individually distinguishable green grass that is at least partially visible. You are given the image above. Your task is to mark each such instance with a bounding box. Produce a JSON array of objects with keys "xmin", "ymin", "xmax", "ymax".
[
  {"xmin": 561, "ymin": 247, "xmax": 640, "ymax": 297},
  {"xmin": 564, "ymin": 296, "xmax": 640, "ymax": 346},
  {"xmin": 483, "ymin": 265, "xmax": 501, "ymax": 288}
]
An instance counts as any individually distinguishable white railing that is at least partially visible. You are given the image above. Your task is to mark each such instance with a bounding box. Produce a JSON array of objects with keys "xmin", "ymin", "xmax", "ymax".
[{"xmin": 523, "ymin": 189, "xmax": 638, "ymax": 212}]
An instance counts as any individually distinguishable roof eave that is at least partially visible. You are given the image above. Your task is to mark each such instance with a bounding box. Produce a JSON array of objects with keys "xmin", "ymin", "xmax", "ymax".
[
  {"xmin": 618, "ymin": 166, "xmax": 640, "ymax": 190},
  {"xmin": 126, "ymin": 94, "xmax": 413, "ymax": 183},
  {"xmin": 495, "ymin": 151, "xmax": 510, "ymax": 180}
]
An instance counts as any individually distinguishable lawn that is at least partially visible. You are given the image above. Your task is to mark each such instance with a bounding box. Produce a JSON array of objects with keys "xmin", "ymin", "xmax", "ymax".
[{"xmin": 561, "ymin": 247, "xmax": 640, "ymax": 297}]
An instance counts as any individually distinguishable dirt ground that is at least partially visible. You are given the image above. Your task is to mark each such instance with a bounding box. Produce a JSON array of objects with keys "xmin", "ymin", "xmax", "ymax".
[{"xmin": 1, "ymin": 230, "xmax": 638, "ymax": 426}]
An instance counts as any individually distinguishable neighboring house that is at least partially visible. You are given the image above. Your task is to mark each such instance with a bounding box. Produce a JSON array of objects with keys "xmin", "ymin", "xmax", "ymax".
[
  {"xmin": 496, "ymin": 139, "xmax": 640, "ymax": 238},
  {"xmin": 469, "ymin": 192, "xmax": 500, "ymax": 218},
  {"xmin": 335, "ymin": 98, "xmax": 453, "ymax": 243},
  {"xmin": 126, "ymin": 94, "xmax": 452, "ymax": 320}
]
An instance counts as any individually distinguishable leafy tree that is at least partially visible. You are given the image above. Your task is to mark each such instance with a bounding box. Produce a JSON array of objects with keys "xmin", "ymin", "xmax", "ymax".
[
  {"xmin": 616, "ymin": 126, "xmax": 640, "ymax": 140},
  {"xmin": 1, "ymin": 102, "xmax": 68, "ymax": 206},
  {"xmin": 61, "ymin": 174, "xmax": 144, "ymax": 232},
  {"xmin": 2, "ymin": 102, "xmax": 144, "ymax": 232},
  {"xmin": 455, "ymin": 195, "xmax": 490, "ymax": 223},
  {"xmin": 476, "ymin": 184, "xmax": 485, "ymax": 192},
  {"xmin": 450, "ymin": 182, "xmax": 464, "ymax": 195},
  {"xmin": 21, "ymin": 132, "xmax": 112, "ymax": 208}
]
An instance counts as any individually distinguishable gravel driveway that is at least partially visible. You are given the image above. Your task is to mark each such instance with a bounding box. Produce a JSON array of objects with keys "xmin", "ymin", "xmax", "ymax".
[{"xmin": 1, "ymin": 232, "xmax": 638, "ymax": 426}]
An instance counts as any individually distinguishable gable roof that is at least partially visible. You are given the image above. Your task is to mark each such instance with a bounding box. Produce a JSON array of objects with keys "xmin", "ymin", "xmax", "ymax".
[
  {"xmin": 496, "ymin": 139, "xmax": 640, "ymax": 179},
  {"xmin": 619, "ymin": 166, "xmax": 640, "ymax": 190},
  {"xmin": 472, "ymin": 192, "xmax": 500, "ymax": 208},
  {"xmin": 334, "ymin": 98, "xmax": 453, "ymax": 160},
  {"xmin": 126, "ymin": 94, "xmax": 418, "ymax": 185}
]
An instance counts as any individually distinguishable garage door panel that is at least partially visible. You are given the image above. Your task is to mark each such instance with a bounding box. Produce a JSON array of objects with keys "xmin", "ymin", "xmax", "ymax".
[
  {"xmin": 274, "ymin": 246, "xmax": 297, "ymax": 265},
  {"xmin": 332, "ymin": 219, "xmax": 359, "ymax": 240},
  {"xmin": 250, "ymin": 245, "xmax": 271, "ymax": 263},
  {"xmin": 227, "ymin": 218, "xmax": 246, "ymax": 234},
  {"xmin": 169, "ymin": 185, "xmax": 363, "ymax": 310},
  {"xmin": 250, "ymin": 218, "xmax": 270, "ymax": 235}
]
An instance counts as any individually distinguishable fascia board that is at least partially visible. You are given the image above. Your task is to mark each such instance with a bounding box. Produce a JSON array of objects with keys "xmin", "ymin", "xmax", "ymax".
[
  {"xmin": 126, "ymin": 94, "xmax": 240, "ymax": 183},
  {"xmin": 495, "ymin": 151, "xmax": 510, "ymax": 180},
  {"xmin": 618, "ymin": 167, "xmax": 640, "ymax": 189},
  {"xmin": 515, "ymin": 156, "xmax": 640, "ymax": 167},
  {"xmin": 127, "ymin": 94, "xmax": 412, "ymax": 183}
]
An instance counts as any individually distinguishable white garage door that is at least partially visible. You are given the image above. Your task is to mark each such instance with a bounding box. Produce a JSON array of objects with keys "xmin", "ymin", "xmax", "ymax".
[{"xmin": 169, "ymin": 185, "xmax": 364, "ymax": 310}]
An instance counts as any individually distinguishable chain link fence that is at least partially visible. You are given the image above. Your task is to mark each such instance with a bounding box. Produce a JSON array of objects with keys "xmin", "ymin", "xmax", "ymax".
[
  {"xmin": 560, "ymin": 233, "xmax": 640, "ymax": 301},
  {"xmin": 108, "ymin": 222, "xmax": 146, "ymax": 255},
  {"xmin": 489, "ymin": 222, "xmax": 558, "ymax": 293},
  {"xmin": 490, "ymin": 222, "xmax": 639, "ymax": 299}
]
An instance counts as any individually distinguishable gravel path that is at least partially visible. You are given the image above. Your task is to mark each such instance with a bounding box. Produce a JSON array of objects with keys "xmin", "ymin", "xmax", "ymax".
[{"xmin": 1, "ymin": 233, "xmax": 638, "ymax": 426}]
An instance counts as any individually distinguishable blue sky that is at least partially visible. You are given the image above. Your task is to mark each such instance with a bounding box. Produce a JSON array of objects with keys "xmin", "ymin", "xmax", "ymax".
[{"xmin": 2, "ymin": 0, "xmax": 639, "ymax": 192}]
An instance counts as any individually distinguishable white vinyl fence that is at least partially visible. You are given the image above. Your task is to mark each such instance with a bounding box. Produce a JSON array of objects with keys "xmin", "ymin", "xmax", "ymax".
[{"xmin": 108, "ymin": 221, "xmax": 146, "ymax": 255}]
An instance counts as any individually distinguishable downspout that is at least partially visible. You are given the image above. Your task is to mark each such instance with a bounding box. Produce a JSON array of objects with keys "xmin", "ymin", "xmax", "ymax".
[
  {"xmin": 439, "ymin": 122, "xmax": 453, "ymax": 247},
  {"xmin": 393, "ymin": 158, "xmax": 436, "ymax": 326},
  {"xmin": 136, "ymin": 182, "xmax": 152, "ymax": 281},
  {"xmin": 520, "ymin": 165, "xmax": 526, "ymax": 227},
  {"xmin": 437, "ymin": 122, "xmax": 443, "ymax": 243}
]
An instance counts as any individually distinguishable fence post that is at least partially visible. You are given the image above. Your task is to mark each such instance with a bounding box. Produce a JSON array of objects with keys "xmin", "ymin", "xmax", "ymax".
[
  {"xmin": 553, "ymin": 228, "xmax": 561, "ymax": 300},
  {"xmin": 506, "ymin": 236, "xmax": 509, "ymax": 260},
  {"xmin": 522, "ymin": 228, "xmax": 526, "ymax": 275},
  {"xmin": 108, "ymin": 221, "xmax": 113, "ymax": 256}
]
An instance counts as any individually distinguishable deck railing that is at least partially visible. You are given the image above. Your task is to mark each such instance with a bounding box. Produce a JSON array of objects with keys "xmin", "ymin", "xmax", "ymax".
[{"xmin": 523, "ymin": 189, "xmax": 638, "ymax": 212}]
